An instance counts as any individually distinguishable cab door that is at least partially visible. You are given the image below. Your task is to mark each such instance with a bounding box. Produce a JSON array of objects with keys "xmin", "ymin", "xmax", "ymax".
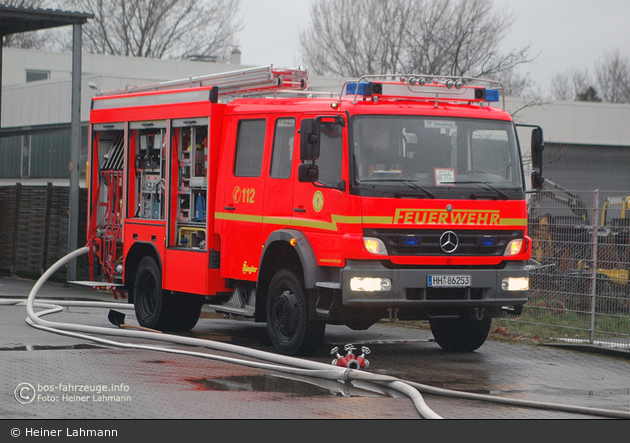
[
  {"xmin": 219, "ymin": 117, "xmax": 269, "ymax": 281},
  {"xmin": 261, "ymin": 117, "xmax": 297, "ymax": 241},
  {"xmin": 292, "ymin": 116, "xmax": 348, "ymax": 265}
]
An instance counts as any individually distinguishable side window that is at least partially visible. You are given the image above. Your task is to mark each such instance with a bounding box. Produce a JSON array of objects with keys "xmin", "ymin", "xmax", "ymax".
[
  {"xmin": 317, "ymin": 122, "xmax": 343, "ymax": 186},
  {"xmin": 471, "ymin": 129, "xmax": 510, "ymax": 177},
  {"xmin": 270, "ymin": 118, "xmax": 295, "ymax": 179},
  {"xmin": 234, "ymin": 119, "xmax": 266, "ymax": 177}
]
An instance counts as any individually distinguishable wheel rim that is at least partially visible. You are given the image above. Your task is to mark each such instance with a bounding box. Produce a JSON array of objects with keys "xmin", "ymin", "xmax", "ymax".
[{"xmin": 271, "ymin": 288, "xmax": 299, "ymax": 341}]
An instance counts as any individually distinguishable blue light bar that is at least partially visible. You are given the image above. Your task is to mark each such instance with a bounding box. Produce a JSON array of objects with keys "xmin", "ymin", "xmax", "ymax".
[
  {"xmin": 346, "ymin": 82, "xmax": 371, "ymax": 96},
  {"xmin": 403, "ymin": 236, "xmax": 419, "ymax": 246},
  {"xmin": 481, "ymin": 237, "xmax": 496, "ymax": 246},
  {"xmin": 485, "ymin": 89, "xmax": 500, "ymax": 102}
]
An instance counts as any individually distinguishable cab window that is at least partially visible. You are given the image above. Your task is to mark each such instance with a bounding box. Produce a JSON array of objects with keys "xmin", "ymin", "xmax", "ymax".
[
  {"xmin": 317, "ymin": 121, "xmax": 343, "ymax": 186},
  {"xmin": 234, "ymin": 119, "xmax": 266, "ymax": 177},
  {"xmin": 270, "ymin": 118, "xmax": 295, "ymax": 179}
]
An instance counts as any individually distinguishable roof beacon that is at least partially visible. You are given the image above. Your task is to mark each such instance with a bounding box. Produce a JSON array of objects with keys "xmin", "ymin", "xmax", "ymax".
[{"xmin": 342, "ymin": 74, "xmax": 504, "ymax": 108}]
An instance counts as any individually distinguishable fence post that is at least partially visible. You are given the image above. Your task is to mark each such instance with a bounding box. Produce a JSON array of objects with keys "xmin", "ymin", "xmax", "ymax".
[
  {"xmin": 10, "ymin": 183, "xmax": 21, "ymax": 276},
  {"xmin": 589, "ymin": 190, "xmax": 599, "ymax": 344},
  {"xmin": 41, "ymin": 182, "xmax": 53, "ymax": 274}
]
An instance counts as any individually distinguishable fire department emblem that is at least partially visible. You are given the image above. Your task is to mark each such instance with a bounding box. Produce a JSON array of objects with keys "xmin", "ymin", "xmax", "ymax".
[{"xmin": 313, "ymin": 191, "xmax": 324, "ymax": 212}]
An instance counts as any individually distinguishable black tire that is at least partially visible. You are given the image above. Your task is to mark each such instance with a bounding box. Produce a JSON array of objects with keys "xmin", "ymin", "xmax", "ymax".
[
  {"xmin": 133, "ymin": 256, "xmax": 203, "ymax": 332},
  {"xmin": 429, "ymin": 312, "xmax": 492, "ymax": 352},
  {"xmin": 266, "ymin": 269, "xmax": 325, "ymax": 356},
  {"xmin": 134, "ymin": 256, "xmax": 172, "ymax": 330},
  {"xmin": 170, "ymin": 293, "xmax": 204, "ymax": 331}
]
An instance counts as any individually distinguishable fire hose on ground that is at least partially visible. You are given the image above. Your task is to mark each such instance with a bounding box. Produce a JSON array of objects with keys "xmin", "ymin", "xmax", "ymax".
[{"xmin": 4, "ymin": 246, "xmax": 630, "ymax": 419}]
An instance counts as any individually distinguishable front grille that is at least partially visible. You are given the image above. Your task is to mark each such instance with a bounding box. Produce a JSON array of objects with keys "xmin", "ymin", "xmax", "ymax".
[
  {"xmin": 406, "ymin": 287, "xmax": 484, "ymax": 301},
  {"xmin": 364, "ymin": 228, "xmax": 524, "ymax": 256}
]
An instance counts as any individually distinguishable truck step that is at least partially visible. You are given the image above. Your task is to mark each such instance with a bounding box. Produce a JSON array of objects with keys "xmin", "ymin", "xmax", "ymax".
[
  {"xmin": 69, "ymin": 281, "xmax": 125, "ymax": 290},
  {"xmin": 208, "ymin": 304, "xmax": 255, "ymax": 318},
  {"xmin": 316, "ymin": 281, "xmax": 341, "ymax": 289}
]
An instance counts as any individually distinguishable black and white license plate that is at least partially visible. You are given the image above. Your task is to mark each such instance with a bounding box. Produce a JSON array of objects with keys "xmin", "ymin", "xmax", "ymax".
[{"xmin": 427, "ymin": 275, "xmax": 471, "ymax": 288}]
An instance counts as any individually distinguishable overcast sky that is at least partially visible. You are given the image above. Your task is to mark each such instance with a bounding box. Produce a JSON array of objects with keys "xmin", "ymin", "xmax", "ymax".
[{"xmin": 237, "ymin": 0, "xmax": 630, "ymax": 96}]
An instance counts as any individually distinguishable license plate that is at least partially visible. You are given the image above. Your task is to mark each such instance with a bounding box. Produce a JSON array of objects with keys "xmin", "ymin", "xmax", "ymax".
[{"xmin": 428, "ymin": 275, "xmax": 471, "ymax": 288}]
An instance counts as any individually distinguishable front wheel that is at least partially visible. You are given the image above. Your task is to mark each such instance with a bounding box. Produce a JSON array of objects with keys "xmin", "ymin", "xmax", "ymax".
[
  {"xmin": 429, "ymin": 312, "xmax": 491, "ymax": 352},
  {"xmin": 266, "ymin": 269, "xmax": 325, "ymax": 356}
]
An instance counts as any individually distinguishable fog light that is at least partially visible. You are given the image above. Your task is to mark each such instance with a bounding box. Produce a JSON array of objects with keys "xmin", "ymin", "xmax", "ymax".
[
  {"xmin": 350, "ymin": 277, "xmax": 392, "ymax": 292},
  {"xmin": 501, "ymin": 277, "xmax": 529, "ymax": 291},
  {"xmin": 504, "ymin": 239, "xmax": 523, "ymax": 256},
  {"xmin": 363, "ymin": 237, "xmax": 387, "ymax": 255}
]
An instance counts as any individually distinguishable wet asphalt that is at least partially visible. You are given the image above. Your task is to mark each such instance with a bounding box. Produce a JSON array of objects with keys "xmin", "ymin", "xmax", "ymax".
[{"xmin": 1, "ymin": 275, "xmax": 630, "ymax": 420}]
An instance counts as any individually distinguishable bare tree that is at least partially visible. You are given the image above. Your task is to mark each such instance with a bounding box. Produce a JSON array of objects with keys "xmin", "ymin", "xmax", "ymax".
[
  {"xmin": 298, "ymin": 0, "xmax": 417, "ymax": 77},
  {"xmin": 59, "ymin": 0, "xmax": 243, "ymax": 60},
  {"xmin": 550, "ymin": 68, "xmax": 592, "ymax": 101},
  {"xmin": 595, "ymin": 49, "xmax": 630, "ymax": 104},
  {"xmin": 299, "ymin": 0, "xmax": 534, "ymax": 83},
  {"xmin": 551, "ymin": 51, "xmax": 630, "ymax": 104}
]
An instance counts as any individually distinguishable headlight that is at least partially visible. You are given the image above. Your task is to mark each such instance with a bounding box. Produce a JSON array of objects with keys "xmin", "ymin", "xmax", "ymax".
[
  {"xmin": 363, "ymin": 237, "xmax": 387, "ymax": 255},
  {"xmin": 501, "ymin": 277, "xmax": 529, "ymax": 291},
  {"xmin": 350, "ymin": 277, "xmax": 392, "ymax": 292},
  {"xmin": 504, "ymin": 239, "xmax": 524, "ymax": 256}
]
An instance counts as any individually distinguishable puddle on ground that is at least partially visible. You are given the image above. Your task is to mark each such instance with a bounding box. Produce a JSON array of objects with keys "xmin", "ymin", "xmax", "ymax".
[
  {"xmin": 188, "ymin": 374, "xmax": 389, "ymax": 398},
  {"xmin": 0, "ymin": 344, "xmax": 103, "ymax": 351}
]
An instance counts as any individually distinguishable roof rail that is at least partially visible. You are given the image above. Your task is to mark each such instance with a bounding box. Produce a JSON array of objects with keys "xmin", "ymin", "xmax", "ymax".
[{"xmin": 340, "ymin": 74, "xmax": 505, "ymax": 108}]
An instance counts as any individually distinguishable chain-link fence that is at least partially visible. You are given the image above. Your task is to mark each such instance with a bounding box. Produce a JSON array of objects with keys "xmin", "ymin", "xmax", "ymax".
[{"xmin": 498, "ymin": 182, "xmax": 630, "ymax": 350}]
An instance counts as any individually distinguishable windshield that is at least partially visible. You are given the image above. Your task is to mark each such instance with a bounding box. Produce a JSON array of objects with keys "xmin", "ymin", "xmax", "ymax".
[{"xmin": 351, "ymin": 116, "xmax": 524, "ymax": 198}]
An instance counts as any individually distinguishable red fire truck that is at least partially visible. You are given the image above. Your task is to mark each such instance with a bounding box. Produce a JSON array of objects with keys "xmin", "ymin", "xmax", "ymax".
[{"xmin": 86, "ymin": 66, "xmax": 544, "ymax": 356}]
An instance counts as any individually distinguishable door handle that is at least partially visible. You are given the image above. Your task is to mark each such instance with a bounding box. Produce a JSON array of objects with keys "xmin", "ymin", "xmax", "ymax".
[
  {"xmin": 224, "ymin": 205, "xmax": 236, "ymax": 211},
  {"xmin": 294, "ymin": 207, "xmax": 306, "ymax": 213}
]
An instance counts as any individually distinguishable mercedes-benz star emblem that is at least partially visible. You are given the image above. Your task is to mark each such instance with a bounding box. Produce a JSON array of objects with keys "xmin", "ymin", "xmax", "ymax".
[{"xmin": 439, "ymin": 231, "xmax": 459, "ymax": 253}]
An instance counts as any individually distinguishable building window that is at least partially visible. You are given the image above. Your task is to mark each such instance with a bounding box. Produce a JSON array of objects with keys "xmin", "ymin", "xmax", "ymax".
[{"xmin": 26, "ymin": 70, "xmax": 50, "ymax": 82}]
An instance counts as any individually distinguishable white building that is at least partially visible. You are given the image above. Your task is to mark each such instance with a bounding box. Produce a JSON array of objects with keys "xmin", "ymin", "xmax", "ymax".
[{"xmin": 2, "ymin": 47, "xmax": 630, "ymax": 190}]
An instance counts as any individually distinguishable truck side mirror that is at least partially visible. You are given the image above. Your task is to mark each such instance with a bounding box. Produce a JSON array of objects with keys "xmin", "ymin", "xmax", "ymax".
[
  {"xmin": 531, "ymin": 171, "xmax": 544, "ymax": 189},
  {"xmin": 531, "ymin": 127, "xmax": 544, "ymax": 169},
  {"xmin": 530, "ymin": 126, "xmax": 544, "ymax": 189},
  {"xmin": 298, "ymin": 163, "xmax": 319, "ymax": 182},
  {"xmin": 300, "ymin": 119, "xmax": 320, "ymax": 161}
]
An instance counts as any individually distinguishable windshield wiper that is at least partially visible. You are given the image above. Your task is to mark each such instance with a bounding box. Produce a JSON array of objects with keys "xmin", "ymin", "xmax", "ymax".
[
  {"xmin": 360, "ymin": 178, "xmax": 436, "ymax": 198},
  {"xmin": 444, "ymin": 180, "xmax": 510, "ymax": 200}
]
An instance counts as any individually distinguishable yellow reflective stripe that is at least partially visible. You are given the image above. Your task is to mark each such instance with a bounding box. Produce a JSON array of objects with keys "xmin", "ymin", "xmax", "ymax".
[
  {"xmin": 215, "ymin": 212, "xmax": 263, "ymax": 223},
  {"xmin": 362, "ymin": 216, "xmax": 394, "ymax": 224},
  {"xmin": 500, "ymin": 218, "xmax": 528, "ymax": 226},
  {"xmin": 214, "ymin": 212, "xmax": 527, "ymax": 229},
  {"xmin": 215, "ymin": 212, "xmax": 360, "ymax": 231}
]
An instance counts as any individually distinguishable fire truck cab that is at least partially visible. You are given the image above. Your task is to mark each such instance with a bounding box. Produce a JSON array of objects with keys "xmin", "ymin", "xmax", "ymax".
[{"xmin": 87, "ymin": 66, "xmax": 544, "ymax": 356}]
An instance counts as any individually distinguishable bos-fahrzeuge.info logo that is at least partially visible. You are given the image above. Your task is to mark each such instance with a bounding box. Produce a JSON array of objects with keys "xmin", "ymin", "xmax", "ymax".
[{"xmin": 14, "ymin": 382, "xmax": 131, "ymax": 404}]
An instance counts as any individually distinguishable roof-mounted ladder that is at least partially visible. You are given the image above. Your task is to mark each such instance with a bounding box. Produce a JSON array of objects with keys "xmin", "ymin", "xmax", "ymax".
[{"xmin": 98, "ymin": 65, "xmax": 310, "ymax": 98}]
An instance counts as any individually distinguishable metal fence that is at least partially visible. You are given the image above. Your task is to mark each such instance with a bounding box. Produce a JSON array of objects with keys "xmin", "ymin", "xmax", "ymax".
[{"xmin": 498, "ymin": 182, "xmax": 630, "ymax": 350}]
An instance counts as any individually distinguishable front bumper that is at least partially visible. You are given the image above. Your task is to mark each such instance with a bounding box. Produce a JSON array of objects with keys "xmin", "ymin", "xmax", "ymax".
[{"xmin": 340, "ymin": 260, "xmax": 529, "ymax": 308}]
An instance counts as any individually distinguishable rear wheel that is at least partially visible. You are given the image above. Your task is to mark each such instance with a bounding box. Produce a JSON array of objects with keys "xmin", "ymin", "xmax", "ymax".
[
  {"xmin": 133, "ymin": 256, "xmax": 202, "ymax": 331},
  {"xmin": 266, "ymin": 268, "xmax": 325, "ymax": 356},
  {"xmin": 170, "ymin": 293, "xmax": 203, "ymax": 331},
  {"xmin": 429, "ymin": 311, "xmax": 492, "ymax": 352}
]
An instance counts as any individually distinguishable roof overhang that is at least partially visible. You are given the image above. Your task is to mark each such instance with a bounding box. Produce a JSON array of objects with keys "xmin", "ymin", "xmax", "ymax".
[{"xmin": 0, "ymin": 5, "xmax": 93, "ymax": 36}]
